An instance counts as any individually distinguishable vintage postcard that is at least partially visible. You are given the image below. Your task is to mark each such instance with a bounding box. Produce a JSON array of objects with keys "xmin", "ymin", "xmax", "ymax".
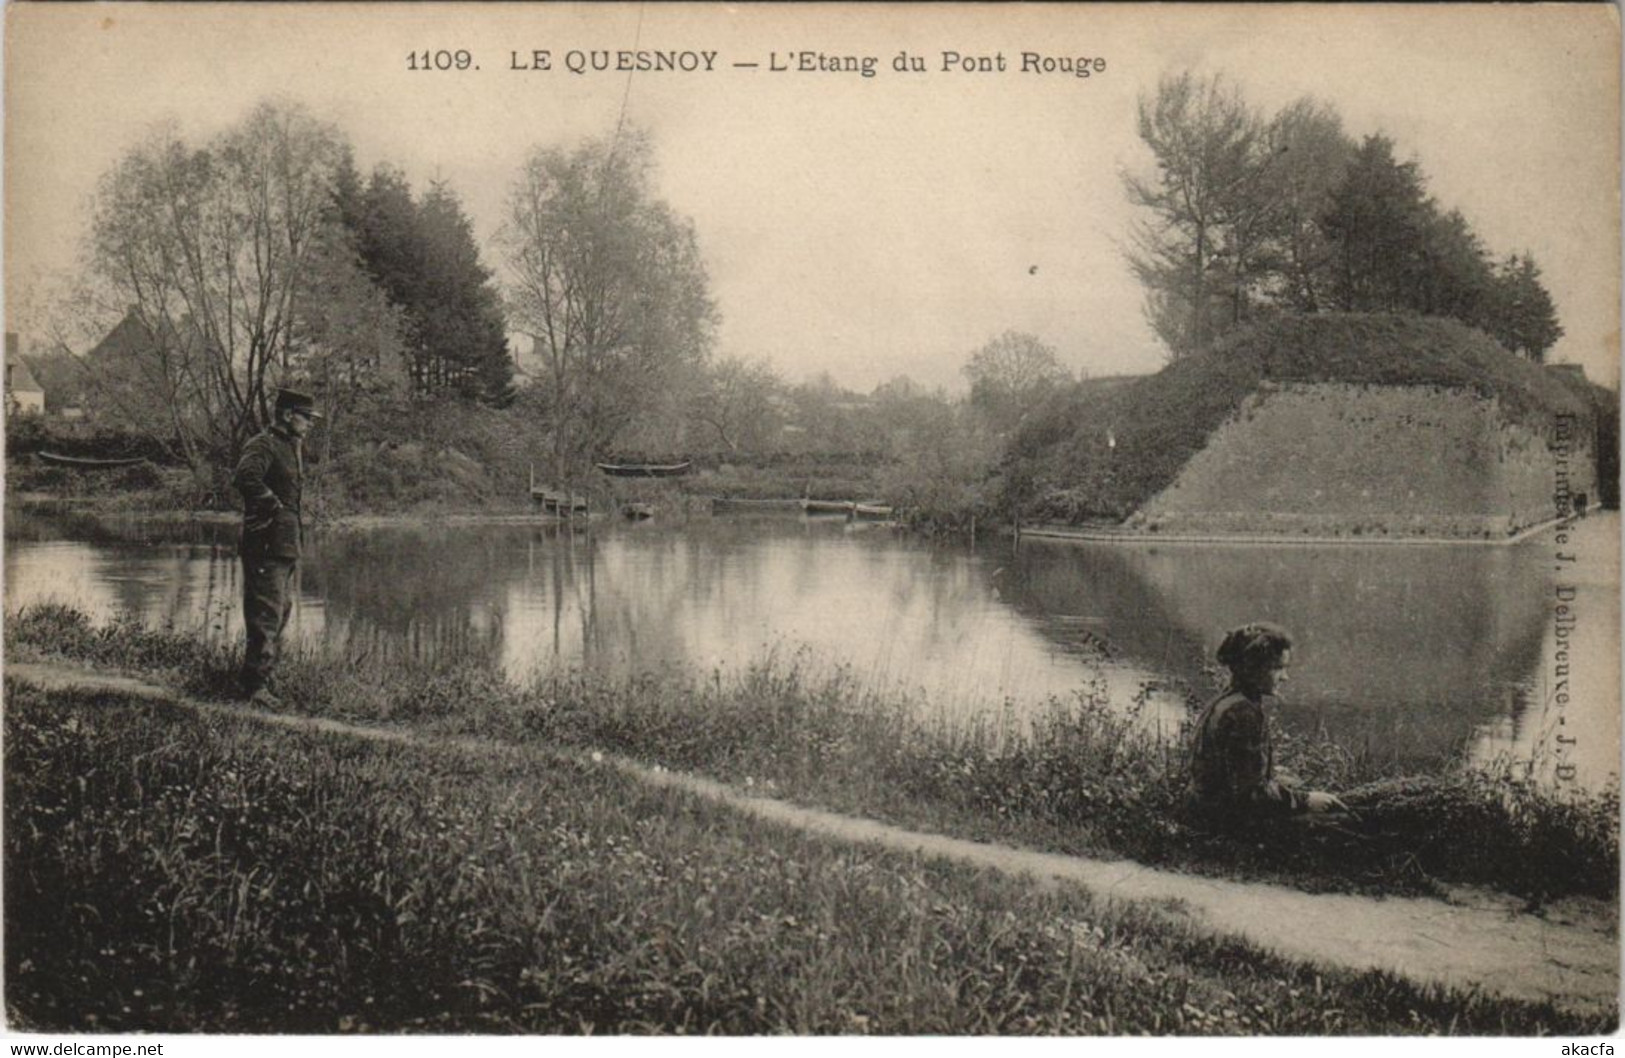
[{"xmin": 3, "ymin": 2, "xmax": 1619, "ymax": 1048}]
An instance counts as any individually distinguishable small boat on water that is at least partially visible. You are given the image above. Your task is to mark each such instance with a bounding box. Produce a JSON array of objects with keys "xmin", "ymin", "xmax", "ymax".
[
  {"xmin": 800, "ymin": 499, "xmax": 854, "ymax": 515},
  {"xmin": 800, "ymin": 499, "xmax": 895, "ymax": 519},
  {"xmin": 622, "ymin": 502, "xmax": 655, "ymax": 520},
  {"xmin": 37, "ymin": 451, "xmax": 149, "ymax": 469},
  {"xmin": 532, "ymin": 488, "xmax": 590, "ymax": 514},
  {"xmin": 711, "ymin": 497, "xmax": 803, "ymax": 513},
  {"xmin": 595, "ymin": 460, "xmax": 692, "ymax": 478}
]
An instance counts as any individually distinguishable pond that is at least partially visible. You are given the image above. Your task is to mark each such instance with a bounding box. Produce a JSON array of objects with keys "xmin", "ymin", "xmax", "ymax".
[{"xmin": 6, "ymin": 506, "xmax": 1618, "ymax": 792}]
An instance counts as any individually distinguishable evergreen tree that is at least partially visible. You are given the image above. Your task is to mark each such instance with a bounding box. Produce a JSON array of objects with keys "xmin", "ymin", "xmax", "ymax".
[
  {"xmin": 1320, "ymin": 135, "xmax": 1435, "ymax": 313},
  {"xmin": 1488, "ymin": 253, "xmax": 1564, "ymax": 362},
  {"xmin": 416, "ymin": 181, "xmax": 514, "ymax": 404},
  {"xmin": 1415, "ymin": 209, "xmax": 1496, "ymax": 328},
  {"xmin": 339, "ymin": 167, "xmax": 513, "ymax": 404}
]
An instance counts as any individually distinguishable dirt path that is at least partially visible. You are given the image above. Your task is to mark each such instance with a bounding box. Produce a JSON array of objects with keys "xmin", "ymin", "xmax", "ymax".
[{"xmin": 8, "ymin": 661, "xmax": 1618, "ymax": 1015}]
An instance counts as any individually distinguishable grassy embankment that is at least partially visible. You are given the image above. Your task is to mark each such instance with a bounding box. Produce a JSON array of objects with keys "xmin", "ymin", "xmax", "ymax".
[
  {"xmin": 7, "ymin": 677, "xmax": 1610, "ymax": 1035},
  {"xmin": 9, "ymin": 605, "xmax": 1616, "ymax": 908},
  {"xmin": 1006, "ymin": 313, "xmax": 1610, "ymax": 525}
]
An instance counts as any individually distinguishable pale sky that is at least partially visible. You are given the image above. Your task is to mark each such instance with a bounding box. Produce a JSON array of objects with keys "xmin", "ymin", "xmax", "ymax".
[{"xmin": 6, "ymin": 3, "xmax": 1619, "ymax": 392}]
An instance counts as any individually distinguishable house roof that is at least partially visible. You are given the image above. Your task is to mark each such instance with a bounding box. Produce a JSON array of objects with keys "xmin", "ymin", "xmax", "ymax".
[{"xmin": 5, "ymin": 334, "xmax": 43, "ymax": 394}]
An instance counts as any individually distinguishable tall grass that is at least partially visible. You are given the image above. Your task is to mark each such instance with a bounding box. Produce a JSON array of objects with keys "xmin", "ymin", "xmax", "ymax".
[
  {"xmin": 7, "ymin": 604, "xmax": 1617, "ymax": 901},
  {"xmin": 6, "ymin": 684, "xmax": 1607, "ymax": 1034}
]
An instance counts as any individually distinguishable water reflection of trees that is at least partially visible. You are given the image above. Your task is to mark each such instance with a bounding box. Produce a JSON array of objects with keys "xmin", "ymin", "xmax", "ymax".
[
  {"xmin": 5, "ymin": 507, "xmax": 238, "ymax": 547},
  {"xmin": 301, "ymin": 525, "xmax": 527, "ymax": 668},
  {"xmin": 1004, "ymin": 538, "xmax": 1549, "ymax": 766}
]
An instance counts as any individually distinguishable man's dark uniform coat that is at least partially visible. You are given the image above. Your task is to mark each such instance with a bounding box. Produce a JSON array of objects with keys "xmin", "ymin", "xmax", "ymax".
[{"xmin": 233, "ymin": 424, "xmax": 304, "ymax": 694}]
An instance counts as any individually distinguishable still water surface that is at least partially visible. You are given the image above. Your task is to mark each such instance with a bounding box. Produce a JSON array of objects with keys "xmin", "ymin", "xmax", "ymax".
[{"xmin": 6, "ymin": 508, "xmax": 1618, "ymax": 791}]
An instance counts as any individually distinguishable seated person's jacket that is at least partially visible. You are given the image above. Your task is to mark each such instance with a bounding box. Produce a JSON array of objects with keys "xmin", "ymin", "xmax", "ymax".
[{"xmin": 1188, "ymin": 691, "xmax": 1306, "ymax": 818}]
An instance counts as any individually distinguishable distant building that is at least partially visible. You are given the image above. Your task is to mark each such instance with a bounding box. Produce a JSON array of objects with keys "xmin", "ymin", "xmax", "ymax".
[{"xmin": 5, "ymin": 333, "xmax": 45, "ymax": 417}]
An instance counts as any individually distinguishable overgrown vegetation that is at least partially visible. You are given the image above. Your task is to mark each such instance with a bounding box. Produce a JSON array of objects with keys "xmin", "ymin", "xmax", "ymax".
[
  {"xmin": 12, "ymin": 681, "xmax": 1606, "ymax": 1034},
  {"xmin": 1004, "ymin": 314, "xmax": 1598, "ymax": 524},
  {"xmin": 9, "ymin": 605, "xmax": 1616, "ymax": 904}
]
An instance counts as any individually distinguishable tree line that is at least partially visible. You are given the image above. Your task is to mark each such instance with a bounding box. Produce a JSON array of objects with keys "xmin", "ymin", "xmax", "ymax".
[
  {"xmin": 31, "ymin": 79, "xmax": 1561, "ymax": 519},
  {"xmin": 1126, "ymin": 73, "xmax": 1563, "ymax": 362},
  {"xmin": 24, "ymin": 98, "xmax": 1065, "ymax": 507}
]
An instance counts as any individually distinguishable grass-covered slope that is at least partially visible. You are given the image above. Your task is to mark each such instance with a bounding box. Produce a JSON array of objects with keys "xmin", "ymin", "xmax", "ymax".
[{"xmin": 1006, "ymin": 314, "xmax": 1595, "ymax": 524}]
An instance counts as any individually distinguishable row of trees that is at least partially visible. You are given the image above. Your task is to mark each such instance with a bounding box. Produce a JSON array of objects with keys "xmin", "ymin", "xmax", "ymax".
[
  {"xmin": 1126, "ymin": 73, "xmax": 1563, "ymax": 361},
  {"xmin": 45, "ymin": 102, "xmax": 720, "ymax": 489},
  {"xmin": 50, "ymin": 96, "xmax": 1067, "ymax": 473},
  {"xmin": 61, "ymin": 102, "xmax": 513, "ymax": 480},
  {"xmin": 43, "ymin": 96, "xmax": 1077, "ymax": 510}
]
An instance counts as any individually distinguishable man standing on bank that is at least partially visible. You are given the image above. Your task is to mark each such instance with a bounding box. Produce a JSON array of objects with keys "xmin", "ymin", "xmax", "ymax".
[{"xmin": 233, "ymin": 387, "xmax": 320, "ymax": 707}]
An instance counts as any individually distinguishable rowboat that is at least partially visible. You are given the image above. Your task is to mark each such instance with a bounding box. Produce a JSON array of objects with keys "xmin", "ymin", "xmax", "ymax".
[
  {"xmin": 800, "ymin": 499, "xmax": 854, "ymax": 515},
  {"xmin": 595, "ymin": 460, "xmax": 692, "ymax": 478},
  {"xmin": 37, "ymin": 451, "xmax": 149, "ymax": 469},
  {"xmin": 622, "ymin": 502, "xmax": 655, "ymax": 520},
  {"xmin": 711, "ymin": 497, "xmax": 803, "ymax": 513},
  {"xmin": 799, "ymin": 499, "xmax": 895, "ymax": 519}
]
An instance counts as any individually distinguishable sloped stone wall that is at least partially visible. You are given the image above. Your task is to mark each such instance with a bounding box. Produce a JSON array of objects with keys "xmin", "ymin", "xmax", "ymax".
[{"xmin": 1130, "ymin": 383, "xmax": 1597, "ymax": 539}]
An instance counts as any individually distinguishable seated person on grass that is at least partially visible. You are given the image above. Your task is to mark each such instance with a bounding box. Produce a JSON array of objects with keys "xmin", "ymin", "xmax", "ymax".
[{"xmin": 1187, "ymin": 622, "xmax": 1347, "ymax": 829}]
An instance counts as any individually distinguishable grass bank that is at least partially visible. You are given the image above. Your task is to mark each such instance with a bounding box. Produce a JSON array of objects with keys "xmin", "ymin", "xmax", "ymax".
[
  {"xmin": 8, "ymin": 605, "xmax": 1616, "ymax": 906},
  {"xmin": 6, "ymin": 681, "xmax": 1607, "ymax": 1034}
]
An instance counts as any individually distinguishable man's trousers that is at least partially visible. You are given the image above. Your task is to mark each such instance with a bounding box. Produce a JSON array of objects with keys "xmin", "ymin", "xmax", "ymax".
[{"xmin": 241, "ymin": 557, "xmax": 296, "ymax": 694}]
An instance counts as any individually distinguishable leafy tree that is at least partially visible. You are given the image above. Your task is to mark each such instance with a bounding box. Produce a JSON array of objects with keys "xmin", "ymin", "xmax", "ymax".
[
  {"xmin": 499, "ymin": 131, "xmax": 717, "ymax": 480},
  {"xmin": 294, "ymin": 219, "xmax": 411, "ymax": 509},
  {"xmin": 780, "ymin": 373, "xmax": 884, "ymax": 455},
  {"xmin": 1256, "ymin": 99, "xmax": 1355, "ymax": 313},
  {"xmin": 1488, "ymin": 253, "xmax": 1564, "ymax": 362},
  {"xmin": 963, "ymin": 330, "xmax": 1071, "ymax": 434}
]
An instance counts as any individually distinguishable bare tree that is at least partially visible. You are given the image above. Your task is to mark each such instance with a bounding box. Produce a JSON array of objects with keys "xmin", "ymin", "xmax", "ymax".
[
  {"xmin": 84, "ymin": 102, "xmax": 348, "ymax": 470},
  {"xmin": 687, "ymin": 356, "xmax": 784, "ymax": 452},
  {"xmin": 1123, "ymin": 74, "xmax": 1264, "ymax": 359},
  {"xmin": 499, "ymin": 131, "xmax": 717, "ymax": 480}
]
